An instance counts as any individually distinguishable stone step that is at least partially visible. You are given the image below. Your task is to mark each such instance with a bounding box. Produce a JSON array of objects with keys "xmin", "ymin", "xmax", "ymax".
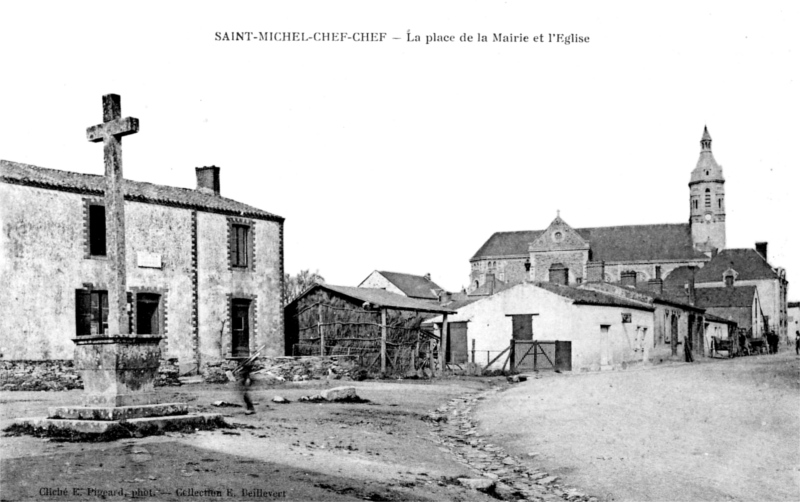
[{"xmin": 48, "ymin": 403, "xmax": 188, "ymax": 421}]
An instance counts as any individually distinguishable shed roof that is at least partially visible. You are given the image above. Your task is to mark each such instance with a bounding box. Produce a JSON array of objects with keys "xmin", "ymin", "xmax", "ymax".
[
  {"xmin": 704, "ymin": 313, "xmax": 738, "ymax": 325},
  {"xmin": 472, "ymin": 223, "xmax": 707, "ymax": 262},
  {"xmin": 0, "ymin": 160, "xmax": 283, "ymax": 222},
  {"xmin": 291, "ymin": 284, "xmax": 456, "ymax": 314}
]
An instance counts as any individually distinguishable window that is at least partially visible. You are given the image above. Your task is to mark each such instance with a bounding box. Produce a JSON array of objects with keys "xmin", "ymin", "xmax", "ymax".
[
  {"xmin": 230, "ymin": 223, "xmax": 250, "ymax": 268},
  {"xmin": 75, "ymin": 290, "xmax": 108, "ymax": 336},
  {"xmin": 704, "ymin": 189, "xmax": 711, "ymax": 207},
  {"xmin": 88, "ymin": 205, "xmax": 106, "ymax": 256},
  {"xmin": 725, "ymin": 275, "xmax": 734, "ymax": 287},
  {"xmin": 693, "ymin": 199, "xmax": 698, "ymax": 210},
  {"xmin": 135, "ymin": 293, "xmax": 161, "ymax": 334}
]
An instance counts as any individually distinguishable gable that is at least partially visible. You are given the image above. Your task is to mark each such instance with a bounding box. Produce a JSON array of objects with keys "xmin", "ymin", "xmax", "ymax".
[
  {"xmin": 375, "ymin": 271, "xmax": 442, "ymax": 300},
  {"xmin": 529, "ymin": 216, "xmax": 589, "ymax": 252}
]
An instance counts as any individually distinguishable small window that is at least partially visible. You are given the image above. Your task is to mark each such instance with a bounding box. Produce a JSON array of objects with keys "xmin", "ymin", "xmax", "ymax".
[
  {"xmin": 75, "ymin": 290, "xmax": 108, "ymax": 336},
  {"xmin": 230, "ymin": 224, "xmax": 250, "ymax": 268},
  {"xmin": 725, "ymin": 275, "xmax": 734, "ymax": 287},
  {"xmin": 88, "ymin": 205, "xmax": 106, "ymax": 256},
  {"xmin": 704, "ymin": 189, "xmax": 711, "ymax": 207}
]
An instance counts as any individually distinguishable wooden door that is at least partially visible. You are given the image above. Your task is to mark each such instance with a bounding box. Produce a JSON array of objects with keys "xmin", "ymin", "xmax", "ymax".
[
  {"xmin": 232, "ymin": 300, "xmax": 251, "ymax": 357},
  {"xmin": 511, "ymin": 315, "xmax": 533, "ymax": 340},
  {"xmin": 447, "ymin": 322, "xmax": 468, "ymax": 364}
]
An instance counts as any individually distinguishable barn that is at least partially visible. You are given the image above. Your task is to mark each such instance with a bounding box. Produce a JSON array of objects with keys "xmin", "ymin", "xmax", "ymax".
[{"xmin": 284, "ymin": 284, "xmax": 455, "ymax": 377}]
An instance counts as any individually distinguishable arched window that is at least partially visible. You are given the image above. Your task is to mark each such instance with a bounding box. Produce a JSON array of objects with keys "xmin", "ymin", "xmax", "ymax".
[
  {"xmin": 693, "ymin": 199, "xmax": 698, "ymax": 210},
  {"xmin": 704, "ymin": 188, "xmax": 711, "ymax": 207}
]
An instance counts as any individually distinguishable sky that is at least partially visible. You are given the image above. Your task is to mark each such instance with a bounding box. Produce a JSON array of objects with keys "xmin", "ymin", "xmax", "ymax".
[{"xmin": 1, "ymin": 1, "xmax": 797, "ymax": 295}]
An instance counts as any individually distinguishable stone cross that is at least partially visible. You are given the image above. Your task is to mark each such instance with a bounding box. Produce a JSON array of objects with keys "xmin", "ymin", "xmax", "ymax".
[{"xmin": 87, "ymin": 94, "xmax": 139, "ymax": 336}]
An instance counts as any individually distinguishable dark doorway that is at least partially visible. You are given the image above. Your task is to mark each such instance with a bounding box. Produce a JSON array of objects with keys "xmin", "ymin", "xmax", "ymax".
[
  {"xmin": 136, "ymin": 293, "xmax": 161, "ymax": 335},
  {"xmin": 232, "ymin": 299, "xmax": 251, "ymax": 357},
  {"xmin": 447, "ymin": 322, "xmax": 468, "ymax": 364},
  {"xmin": 510, "ymin": 314, "xmax": 534, "ymax": 340}
]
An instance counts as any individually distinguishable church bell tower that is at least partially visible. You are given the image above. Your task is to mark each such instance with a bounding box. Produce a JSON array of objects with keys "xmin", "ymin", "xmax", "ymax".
[{"xmin": 689, "ymin": 126, "xmax": 726, "ymax": 253}]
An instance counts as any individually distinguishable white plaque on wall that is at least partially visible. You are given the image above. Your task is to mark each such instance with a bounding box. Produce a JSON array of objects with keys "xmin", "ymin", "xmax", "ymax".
[{"xmin": 137, "ymin": 252, "xmax": 162, "ymax": 269}]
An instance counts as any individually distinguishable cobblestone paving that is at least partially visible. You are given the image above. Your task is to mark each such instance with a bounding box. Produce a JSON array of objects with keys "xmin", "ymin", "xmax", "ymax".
[{"xmin": 427, "ymin": 388, "xmax": 598, "ymax": 502}]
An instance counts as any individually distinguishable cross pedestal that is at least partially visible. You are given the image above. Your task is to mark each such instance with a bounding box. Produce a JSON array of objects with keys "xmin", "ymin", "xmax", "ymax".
[{"xmin": 12, "ymin": 94, "xmax": 223, "ymax": 438}]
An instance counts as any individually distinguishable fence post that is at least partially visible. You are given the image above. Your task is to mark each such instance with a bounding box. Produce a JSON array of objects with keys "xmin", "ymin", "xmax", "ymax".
[
  {"xmin": 471, "ymin": 339, "xmax": 476, "ymax": 363},
  {"xmin": 533, "ymin": 340, "xmax": 538, "ymax": 371},
  {"xmin": 318, "ymin": 303, "xmax": 324, "ymax": 356},
  {"xmin": 440, "ymin": 314, "xmax": 449, "ymax": 372},
  {"xmin": 380, "ymin": 308, "xmax": 387, "ymax": 375},
  {"xmin": 509, "ymin": 339, "xmax": 515, "ymax": 371}
]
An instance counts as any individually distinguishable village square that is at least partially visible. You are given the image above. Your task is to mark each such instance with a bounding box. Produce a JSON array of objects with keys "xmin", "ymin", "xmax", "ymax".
[{"xmin": 0, "ymin": 90, "xmax": 797, "ymax": 502}]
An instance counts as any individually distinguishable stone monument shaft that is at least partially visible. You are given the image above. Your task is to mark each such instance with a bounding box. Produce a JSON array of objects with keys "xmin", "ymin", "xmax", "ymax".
[{"xmin": 86, "ymin": 94, "xmax": 139, "ymax": 336}]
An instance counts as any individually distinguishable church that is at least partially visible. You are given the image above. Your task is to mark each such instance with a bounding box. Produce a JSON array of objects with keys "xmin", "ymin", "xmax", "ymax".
[{"xmin": 469, "ymin": 127, "xmax": 789, "ymax": 340}]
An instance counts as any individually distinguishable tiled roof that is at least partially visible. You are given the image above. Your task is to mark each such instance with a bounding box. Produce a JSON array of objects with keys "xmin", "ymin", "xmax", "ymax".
[
  {"xmin": 472, "ymin": 224, "xmax": 707, "ymax": 262},
  {"xmin": 694, "ymin": 286, "xmax": 758, "ymax": 308},
  {"xmin": 663, "ymin": 265, "xmax": 697, "ymax": 291},
  {"xmin": 468, "ymin": 277, "xmax": 512, "ymax": 297},
  {"xmin": 375, "ymin": 271, "xmax": 442, "ymax": 300},
  {"xmin": 534, "ymin": 282, "xmax": 654, "ymax": 311},
  {"xmin": 694, "ymin": 249, "xmax": 779, "ymax": 282},
  {"xmin": 300, "ymin": 284, "xmax": 456, "ymax": 314},
  {"xmin": 0, "ymin": 160, "xmax": 283, "ymax": 222},
  {"xmin": 629, "ymin": 286, "xmax": 702, "ymax": 311}
]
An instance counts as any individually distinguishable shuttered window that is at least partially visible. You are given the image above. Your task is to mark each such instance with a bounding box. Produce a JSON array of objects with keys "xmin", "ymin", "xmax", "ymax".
[
  {"xmin": 75, "ymin": 290, "xmax": 108, "ymax": 336},
  {"xmin": 230, "ymin": 224, "xmax": 249, "ymax": 268}
]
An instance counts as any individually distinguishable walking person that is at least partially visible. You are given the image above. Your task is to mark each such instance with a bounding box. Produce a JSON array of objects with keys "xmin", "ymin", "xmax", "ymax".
[{"xmin": 234, "ymin": 356, "xmax": 257, "ymax": 415}]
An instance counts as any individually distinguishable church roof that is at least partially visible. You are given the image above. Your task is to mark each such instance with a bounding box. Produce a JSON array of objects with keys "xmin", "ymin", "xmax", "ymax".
[
  {"xmin": 694, "ymin": 249, "xmax": 779, "ymax": 282},
  {"xmin": 694, "ymin": 285, "xmax": 758, "ymax": 308},
  {"xmin": 370, "ymin": 271, "xmax": 443, "ymax": 300},
  {"xmin": 471, "ymin": 223, "xmax": 707, "ymax": 262},
  {"xmin": 0, "ymin": 160, "xmax": 284, "ymax": 222}
]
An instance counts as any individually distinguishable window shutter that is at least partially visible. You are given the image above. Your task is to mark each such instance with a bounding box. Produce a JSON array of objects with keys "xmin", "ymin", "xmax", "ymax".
[{"xmin": 75, "ymin": 290, "xmax": 92, "ymax": 336}]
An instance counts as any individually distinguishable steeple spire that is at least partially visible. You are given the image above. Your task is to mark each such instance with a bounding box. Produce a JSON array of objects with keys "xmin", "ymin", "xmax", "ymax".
[{"xmin": 701, "ymin": 125, "xmax": 712, "ymax": 151}]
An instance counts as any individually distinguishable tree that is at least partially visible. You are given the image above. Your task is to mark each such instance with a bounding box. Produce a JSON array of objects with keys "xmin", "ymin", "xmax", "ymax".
[{"xmin": 283, "ymin": 269, "xmax": 325, "ymax": 305}]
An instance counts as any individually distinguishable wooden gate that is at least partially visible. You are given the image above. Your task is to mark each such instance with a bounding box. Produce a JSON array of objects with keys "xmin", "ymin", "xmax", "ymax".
[{"xmin": 511, "ymin": 340, "xmax": 571, "ymax": 372}]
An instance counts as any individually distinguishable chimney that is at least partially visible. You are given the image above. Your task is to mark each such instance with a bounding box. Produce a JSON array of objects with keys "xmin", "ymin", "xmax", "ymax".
[
  {"xmin": 195, "ymin": 166, "xmax": 221, "ymax": 196},
  {"xmin": 438, "ymin": 290, "xmax": 451, "ymax": 304},
  {"xmin": 687, "ymin": 266, "xmax": 697, "ymax": 305},
  {"xmin": 423, "ymin": 273, "xmax": 431, "ymax": 281},
  {"xmin": 755, "ymin": 242, "xmax": 768, "ymax": 261},
  {"xmin": 586, "ymin": 261, "xmax": 606, "ymax": 283},
  {"xmin": 485, "ymin": 273, "xmax": 496, "ymax": 294},
  {"xmin": 620, "ymin": 270, "xmax": 637, "ymax": 288},
  {"xmin": 646, "ymin": 278, "xmax": 663, "ymax": 295}
]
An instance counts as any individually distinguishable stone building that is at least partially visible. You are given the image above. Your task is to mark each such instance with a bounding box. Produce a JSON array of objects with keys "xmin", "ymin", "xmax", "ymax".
[{"xmin": 0, "ymin": 161, "xmax": 284, "ymax": 374}]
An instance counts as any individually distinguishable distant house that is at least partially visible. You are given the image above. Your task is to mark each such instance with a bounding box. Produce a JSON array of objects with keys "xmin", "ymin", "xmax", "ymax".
[
  {"xmin": 666, "ymin": 246, "xmax": 787, "ymax": 340},
  {"xmin": 427, "ymin": 282, "xmax": 655, "ymax": 372},
  {"xmin": 358, "ymin": 271, "xmax": 443, "ymax": 301},
  {"xmin": 789, "ymin": 302, "xmax": 800, "ymax": 340},
  {"xmin": 693, "ymin": 285, "xmax": 764, "ymax": 339}
]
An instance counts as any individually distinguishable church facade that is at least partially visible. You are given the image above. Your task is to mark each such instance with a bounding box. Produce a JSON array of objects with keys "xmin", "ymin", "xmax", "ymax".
[{"xmin": 470, "ymin": 128, "xmax": 725, "ymax": 289}]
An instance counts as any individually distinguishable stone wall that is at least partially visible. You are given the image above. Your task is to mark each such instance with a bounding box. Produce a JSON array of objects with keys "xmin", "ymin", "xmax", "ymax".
[
  {"xmin": 1, "ymin": 358, "xmax": 181, "ymax": 391},
  {"xmin": 202, "ymin": 356, "xmax": 359, "ymax": 384}
]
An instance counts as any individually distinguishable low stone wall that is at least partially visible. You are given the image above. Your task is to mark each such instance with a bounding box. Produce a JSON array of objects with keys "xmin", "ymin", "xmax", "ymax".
[
  {"xmin": 202, "ymin": 356, "xmax": 359, "ymax": 384},
  {"xmin": 0, "ymin": 360, "xmax": 82, "ymax": 391},
  {"xmin": 1, "ymin": 358, "xmax": 182, "ymax": 391}
]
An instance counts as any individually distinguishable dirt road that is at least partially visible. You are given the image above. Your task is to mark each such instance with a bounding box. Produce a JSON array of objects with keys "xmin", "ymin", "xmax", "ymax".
[
  {"xmin": 1, "ymin": 379, "xmax": 503, "ymax": 501},
  {"xmin": 475, "ymin": 352, "xmax": 800, "ymax": 501}
]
